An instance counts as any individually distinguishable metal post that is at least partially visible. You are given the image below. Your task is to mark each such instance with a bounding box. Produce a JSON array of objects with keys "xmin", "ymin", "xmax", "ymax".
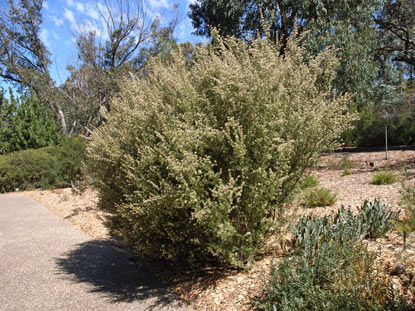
[{"xmin": 385, "ymin": 125, "xmax": 388, "ymax": 160}]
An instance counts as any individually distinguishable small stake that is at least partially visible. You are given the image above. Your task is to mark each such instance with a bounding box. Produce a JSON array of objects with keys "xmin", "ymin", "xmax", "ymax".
[
  {"xmin": 403, "ymin": 230, "xmax": 407, "ymax": 250},
  {"xmin": 385, "ymin": 125, "xmax": 388, "ymax": 160}
]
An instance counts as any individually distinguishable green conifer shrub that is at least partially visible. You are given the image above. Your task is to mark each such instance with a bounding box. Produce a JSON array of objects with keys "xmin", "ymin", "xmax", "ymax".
[
  {"xmin": 87, "ymin": 32, "xmax": 354, "ymax": 267},
  {"xmin": 0, "ymin": 92, "xmax": 61, "ymax": 154},
  {"xmin": 0, "ymin": 137, "xmax": 85, "ymax": 192}
]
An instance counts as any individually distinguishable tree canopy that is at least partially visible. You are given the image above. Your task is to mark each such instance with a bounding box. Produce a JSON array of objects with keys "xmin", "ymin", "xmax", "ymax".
[{"xmin": 0, "ymin": 0, "xmax": 184, "ymax": 136}]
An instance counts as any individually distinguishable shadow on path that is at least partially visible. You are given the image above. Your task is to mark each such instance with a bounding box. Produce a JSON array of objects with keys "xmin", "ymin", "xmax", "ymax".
[{"xmin": 55, "ymin": 239, "xmax": 186, "ymax": 309}]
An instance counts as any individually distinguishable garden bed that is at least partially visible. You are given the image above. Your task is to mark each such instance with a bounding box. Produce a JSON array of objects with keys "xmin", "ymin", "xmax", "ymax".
[{"xmin": 22, "ymin": 150, "xmax": 415, "ymax": 310}]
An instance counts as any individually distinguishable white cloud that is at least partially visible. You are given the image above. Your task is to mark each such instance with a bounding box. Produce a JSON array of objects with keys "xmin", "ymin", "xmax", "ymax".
[
  {"xmin": 52, "ymin": 31, "xmax": 60, "ymax": 41},
  {"xmin": 75, "ymin": 2, "xmax": 85, "ymax": 13},
  {"xmin": 78, "ymin": 20, "xmax": 102, "ymax": 37},
  {"xmin": 148, "ymin": 0, "xmax": 169, "ymax": 9},
  {"xmin": 66, "ymin": 0, "xmax": 74, "ymax": 7},
  {"xmin": 86, "ymin": 5, "xmax": 99, "ymax": 20},
  {"xmin": 64, "ymin": 8, "xmax": 76, "ymax": 24},
  {"xmin": 43, "ymin": 1, "xmax": 50, "ymax": 10},
  {"xmin": 52, "ymin": 16, "xmax": 64, "ymax": 27},
  {"xmin": 40, "ymin": 28, "xmax": 50, "ymax": 47}
]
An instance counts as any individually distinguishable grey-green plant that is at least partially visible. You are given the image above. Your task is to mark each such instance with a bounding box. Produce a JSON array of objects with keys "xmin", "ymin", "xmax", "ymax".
[
  {"xmin": 292, "ymin": 200, "xmax": 399, "ymax": 251},
  {"xmin": 255, "ymin": 200, "xmax": 405, "ymax": 310},
  {"xmin": 255, "ymin": 238, "xmax": 406, "ymax": 311},
  {"xmin": 87, "ymin": 30, "xmax": 355, "ymax": 267}
]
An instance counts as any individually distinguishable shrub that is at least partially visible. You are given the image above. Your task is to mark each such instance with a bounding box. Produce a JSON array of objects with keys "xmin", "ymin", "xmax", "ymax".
[
  {"xmin": 372, "ymin": 171, "xmax": 396, "ymax": 185},
  {"xmin": 87, "ymin": 31, "xmax": 354, "ymax": 267},
  {"xmin": 304, "ymin": 188, "xmax": 336, "ymax": 208},
  {"xmin": 398, "ymin": 182, "xmax": 415, "ymax": 233},
  {"xmin": 343, "ymin": 168, "xmax": 351, "ymax": 175},
  {"xmin": 292, "ymin": 200, "xmax": 398, "ymax": 249},
  {"xmin": 0, "ymin": 137, "xmax": 85, "ymax": 192},
  {"xmin": 300, "ymin": 175, "xmax": 319, "ymax": 189},
  {"xmin": 256, "ymin": 240, "xmax": 405, "ymax": 311},
  {"xmin": 352, "ymin": 106, "xmax": 415, "ymax": 147},
  {"xmin": 256, "ymin": 200, "xmax": 404, "ymax": 311},
  {"xmin": 358, "ymin": 199, "xmax": 399, "ymax": 239},
  {"xmin": 0, "ymin": 91, "xmax": 61, "ymax": 154}
]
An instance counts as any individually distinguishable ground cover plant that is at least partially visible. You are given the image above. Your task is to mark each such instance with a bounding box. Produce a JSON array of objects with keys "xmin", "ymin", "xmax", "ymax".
[
  {"xmin": 372, "ymin": 171, "xmax": 396, "ymax": 185},
  {"xmin": 300, "ymin": 175, "xmax": 319, "ymax": 189},
  {"xmin": 256, "ymin": 200, "xmax": 405, "ymax": 311},
  {"xmin": 304, "ymin": 187, "xmax": 337, "ymax": 208},
  {"xmin": 87, "ymin": 31, "xmax": 354, "ymax": 268}
]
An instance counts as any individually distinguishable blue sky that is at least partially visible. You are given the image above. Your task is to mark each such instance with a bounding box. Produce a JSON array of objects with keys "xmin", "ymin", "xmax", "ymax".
[{"xmin": 40, "ymin": 0, "xmax": 201, "ymax": 85}]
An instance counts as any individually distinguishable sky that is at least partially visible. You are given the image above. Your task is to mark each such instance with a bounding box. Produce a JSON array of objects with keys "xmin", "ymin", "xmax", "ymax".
[{"xmin": 39, "ymin": 0, "xmax": 202, "ymax": 85}]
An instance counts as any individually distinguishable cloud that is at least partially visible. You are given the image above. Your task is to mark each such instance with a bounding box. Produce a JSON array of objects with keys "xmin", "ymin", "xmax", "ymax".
[
  {"xmin": 43, "ymin": 1, "xmax": 50, "ymax": 10},
  {"xmin": 64, "ymin": 8, "xmax": 76, "ymax": 24},
  {"xmin": 79, "ymin": 21, "xmax": 102, "ymax": 38},
  {"xmin": 52, "ymin": 31, "xmax": 60, "ymax": 41},
  {"xmin": 86, "ymin": 5, "xmax": 99, "ymax": 20},
  {"xmin": 75, "ymin": 2, "xmax": 85, "ymax": 13},
  {"xmin": 52, "ymin": 16, "xmax": 64, "ymax": 27},
  {"xmin": 148, "ymin": 0, "xmax": 169, "ymax": 9},
  {"xmin": 40, "ymin": 28, "xmax": 50, "ymax": 47}
]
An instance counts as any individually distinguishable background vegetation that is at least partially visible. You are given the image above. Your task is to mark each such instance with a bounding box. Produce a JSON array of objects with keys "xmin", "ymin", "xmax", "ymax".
[{"xmin": 0, "ymin": 137, "xmax": 85, "ymax": 193}]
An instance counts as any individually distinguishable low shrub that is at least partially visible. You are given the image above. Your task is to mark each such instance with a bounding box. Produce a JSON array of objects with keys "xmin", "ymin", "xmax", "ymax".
[
  {"xmin": 256, "ymin": 200, "xmax": 405, "ymax": 311},
  {"xmin": 300, "ymin": 175, "xmax": 319, "ymax": 189},
  {"xmin": 398, "ymin": 182, "xmax": 415, "ymax": 233},
  {"xmin": 0, "ymin": 137, "xmax": 85, "ymax": 192},
  {"xmin": 372, "ymin": 171, "xmax": 396, "ymax": 185},
  {"xmin": 343, "ymin": 168, "xmax": 351, "ymax": 175},
  {"xmin": 292, "ymin": 200, "xmax": 398, "ymax": 249},
  {"xmin": 256, "ymin": 239, "xmax": 406, "ymax": 311},
  {"xmin": 87, "ymin": 31, "xmax": 354, "ymax": 267},
  {"xmin": 304, "ymin": 188, "xmax": 336, "ymax": 208}
]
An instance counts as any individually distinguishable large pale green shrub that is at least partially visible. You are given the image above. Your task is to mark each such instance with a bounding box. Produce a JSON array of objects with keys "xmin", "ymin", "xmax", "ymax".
[{"xmin": 87, "ymin": 32, "xmax": 354, "ymax": 267}]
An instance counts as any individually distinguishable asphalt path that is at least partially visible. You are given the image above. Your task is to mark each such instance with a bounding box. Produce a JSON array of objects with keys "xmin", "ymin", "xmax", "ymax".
[{"xmin": 0, "ymin": 195, "xmax": 192, "ymax": 311}]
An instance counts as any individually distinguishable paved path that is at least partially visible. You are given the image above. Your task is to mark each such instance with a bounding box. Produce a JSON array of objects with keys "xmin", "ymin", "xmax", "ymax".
[{"xmin": 0, "ymin": 195, "xmax": 192, "ymax": 311}]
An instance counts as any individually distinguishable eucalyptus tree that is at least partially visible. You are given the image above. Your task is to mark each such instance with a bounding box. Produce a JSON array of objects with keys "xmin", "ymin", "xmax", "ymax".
[
  {"xmin": 189, "ymin": 0, "xmax": 383, "ymax": 107},
  {"xmin": 60, "ymin": 0, "xmax": 180, "ymax": 135},
  {"xmin": 0, "ymin": 0, "xmax": 180, "ymax": 136},
  {"xmin": 0, "ymin": 0, "xmax": 68, "ymax": 134}
]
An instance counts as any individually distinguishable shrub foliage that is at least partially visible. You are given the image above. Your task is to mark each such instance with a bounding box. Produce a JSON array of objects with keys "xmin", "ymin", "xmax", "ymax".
[
  {"xmin": 0, "ymin": 137, "xmax": 85, "ymax": 192},
  {"xmin": 257, "ymin": 200, "xmax": 404, "ymax": 311},
  {"xmin": 0, "ymin": 92, "xmax": 61, "ymax": 154},
  {"xmin": 87, "ymin": 32, "xmax": 354, "ymax": 267}
]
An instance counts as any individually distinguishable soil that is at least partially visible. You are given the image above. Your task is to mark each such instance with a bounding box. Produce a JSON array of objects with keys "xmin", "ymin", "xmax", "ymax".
[{"xmin": 21, "ymin": 150, "xmax": 415, "ymax": 310}]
